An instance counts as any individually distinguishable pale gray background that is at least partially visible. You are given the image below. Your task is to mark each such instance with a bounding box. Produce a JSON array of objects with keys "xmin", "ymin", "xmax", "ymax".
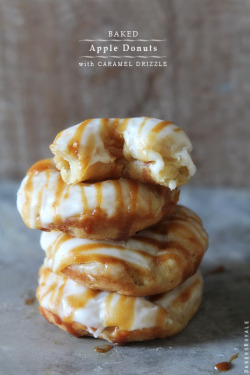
[{"xmin": 0, "ymin": 0, "xmax": 249, "ymax": 186}]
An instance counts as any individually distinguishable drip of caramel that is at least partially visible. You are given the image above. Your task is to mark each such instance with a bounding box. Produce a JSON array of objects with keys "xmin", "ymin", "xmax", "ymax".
[
  {"xmin": 94, "ymin": 345, "xmax": 113, "ymax": 353},
  {"xmin": 214, "ymin": 353, "xmax": 239, "ymax": 372}
]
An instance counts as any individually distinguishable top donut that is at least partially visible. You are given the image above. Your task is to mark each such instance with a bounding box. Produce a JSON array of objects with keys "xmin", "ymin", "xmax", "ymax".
[{"xmin": 50, "ymin": 117, "xmax": 196, "ymax": 189}]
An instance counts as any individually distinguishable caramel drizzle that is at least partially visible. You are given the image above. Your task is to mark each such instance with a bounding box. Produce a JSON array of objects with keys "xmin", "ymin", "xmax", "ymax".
[
  {"xmin": 23, "ymin": 159, "xmax": 53, "ymax": 226},
  {"xmin": 104, "ymin": 294, "xmax": 136, "ymax": 330},
  {"xmin": 38, "ymin": 270, "xmax": 58, "ymax": 302},
  {"xmin": 23, "ymin": 173, "xmax": 33, "ymax": 227},
  {"xmin": 52, "ymin": 174, "xmax": 65, "ymax": 223},
  {"xmin": 48, "ymin": 231, "xmax": 68, "ymax": 258},
  {"xmin": 64, "ymin": 289, "xmax": 100, "ymax": 323},
  {"xmin": 151, "ymin": 120, "xmax": 173, "ymax": 134},
  {"xmin": 95, "ymin": 181, "xmax": 103, "ymax": 208},
  {"xmin": 116, "ymin": 118, "xmax": 129, "ymax": 132},
  {"xmin": 27, "ymin": 159, "xmax": 54, "ymax": 174},
  {"xmin": 80, "ymin": 183, "xmax": 89, "ymax": 211},
  {"xmin": 127, "ymin": 179, "xmax": 139, "ymax": 215},
  {"xmin": 94, "ymin": 345, "xmax": 113, "ymax": 353},
  {"xmin": 138, "ymin": 117, "xmax": 150, "ymax": 135},
  {"xmin": 67, "ymin": 119, "xmax": 92, "ymax": 158},
  {"xmin": 113, "ymin": 179, "xmax": 124, "ymax": 221},
  {"xmin": 35, "ymin": 168, "xmax": 50, "ymax": 227}
]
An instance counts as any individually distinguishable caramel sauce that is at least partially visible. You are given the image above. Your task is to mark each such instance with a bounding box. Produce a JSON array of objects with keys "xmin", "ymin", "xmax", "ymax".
[
  {"xmin": 24, "ymin": 160, "xmax": 54, "ymax": 226},
  {"xmin": 138, "ymin": 117, "xmax": 149, "ymax": 134},
  {"xmin": 23, "ymin": 172, "xmax": 33, "ymax": 226},
  {"xmin": 101, "ymin": 118, "xmax": 109, "ymax": 127},
  {"xmin": 25, "ymin": 297, "xmax": 35, "ymax": 305},
  {"xmin": 80, "ymin": 183, "xmax": 89, "ymax": 210},
  {"xmin": 117, "ymin": 118, "xmax": 129, "ymax": 132},
  {"xmin": 52, "ymin": 175, "xmax": 65, "ymax": 223},
  {"xmin": 27, "ymin": 159, "xmax": 54, "ymax": 175},
  {"xmin": 95, "ymin": 181, "xmax": 103, "ymax": 207},
  {"xmin": 127, "ymin": 179, "xmax": 139, "ymax": 215},
  {"xmin": 83, "ymin": 133, "xmax": 97, "ymax": 165},
  {"xmin": 53, "ymin": 231, "xmax": 70, "ymax": 254},
  {"xmin": 41, "ymin": 274, "xmax": 59, "ymax": 305},
  {"xmin": 113, "ymin": 179, "xmax": 124, "ymax": 212},
  {"xmin": 50, "ymin": 282, "xmax": 65, "ymax": 312},
  {"xmin": 214, "ymin": 353, "xmax": 238, "ymax": 372},
  {"xmin": 35, "ymin": 169, "xmax": 50, "ymax": 227},
  {"xmin": 152, "ymin": 121, "xmax": 173, "ymax": 134},
  {"xmin": 229, "ymin": 353, "xmax": 238, "ymax": 362},
  {"xmin": 214, "ymin": 357, "xmax": 236, "ymax": 372},
  {"xmin": 64, "ymin": 289, "xmax": 100, "ymax": 323},
  {"xmin": 147, "ymin": 120, "xmax": 174, "ymax": 154},
  {"xmin": 104, "ymin": 294, "xmax": 135, "ymax": 330},
  {"xmin": 67, "ymin": 119, "xmax": 92, "ymax": 158},
  {"xmin": 113, "ymin": 179, "xmax": 138, "ymax": 239},
  {"xmin": 63, "ymin": 184, "xmax": 70, "ymax": 199},
  {"xmin": 94, "ymin": 345, "xmax": 113, "ymax": 353}
]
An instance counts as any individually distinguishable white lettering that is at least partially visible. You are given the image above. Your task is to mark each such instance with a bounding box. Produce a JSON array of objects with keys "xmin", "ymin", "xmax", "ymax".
[
  {"xmin": 123, "ymin": 44, "xmax": 129, "ymax": 52},
  {"xmin": 108, "ymin": 31, "xmax": 139, "ymax": 38}
]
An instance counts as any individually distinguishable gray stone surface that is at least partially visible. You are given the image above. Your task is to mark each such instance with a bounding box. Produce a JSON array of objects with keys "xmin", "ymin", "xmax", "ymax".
[{"xmin": 0, "ymin": 182, "xmax": 249, "ymax": 375}]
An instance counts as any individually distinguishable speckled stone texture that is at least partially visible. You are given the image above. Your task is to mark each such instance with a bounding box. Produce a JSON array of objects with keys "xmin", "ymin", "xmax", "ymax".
[{"xmin": 0, "ymin": 182, "xmax": 249, "ymax": 375}]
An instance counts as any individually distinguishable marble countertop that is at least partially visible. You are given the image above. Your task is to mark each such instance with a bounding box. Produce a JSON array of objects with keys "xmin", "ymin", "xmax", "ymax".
[{"xmin": 0, "ymin": 182, "xmax": 249, "ymax": 375}]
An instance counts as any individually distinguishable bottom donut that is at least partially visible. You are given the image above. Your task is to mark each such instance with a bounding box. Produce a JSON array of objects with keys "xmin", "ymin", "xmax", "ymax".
[{"xmin": 36, "ymin": 266, "xmax": 203, "ymax": 344}]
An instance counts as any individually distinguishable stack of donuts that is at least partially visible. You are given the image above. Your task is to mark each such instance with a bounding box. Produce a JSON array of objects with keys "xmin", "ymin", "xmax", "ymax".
[{"xmin": 17, "ymin": 117, "xmax": 208, "ymax": 344}]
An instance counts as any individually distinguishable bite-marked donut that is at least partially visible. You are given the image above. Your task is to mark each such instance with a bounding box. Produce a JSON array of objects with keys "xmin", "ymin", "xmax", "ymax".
[{"xmin": 50, "ymin": 117, "xmax": 196, "ymax": 189}]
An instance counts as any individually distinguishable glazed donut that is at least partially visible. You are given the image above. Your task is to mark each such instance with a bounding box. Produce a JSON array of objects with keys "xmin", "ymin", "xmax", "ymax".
[
  {"xmin": 17, "ymin": 159, "xmax": 179, "ymax": 240},
  {"xmin": 41, "ymin": 205, "xmax": 208, "ymax": 296},
  {"xmin": 37, "ymin": 266, "xmax": 203, "ymax": 344},
  {"xmin": 50, "ymin": 117, "xmax": 196, "ymax": 189}
]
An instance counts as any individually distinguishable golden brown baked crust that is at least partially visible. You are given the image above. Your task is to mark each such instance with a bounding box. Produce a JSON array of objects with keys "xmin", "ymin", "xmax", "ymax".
[
  {"xmin": 41, "ymin": 205, "xmax": 208, "ymax": 296},
  {"xmin": 17, "ymin": 159, "xmax": 179, "ymax": 240},
  {"xmin": 37, "ymin": 267, "xmax": 203, "ymax": 344}
]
